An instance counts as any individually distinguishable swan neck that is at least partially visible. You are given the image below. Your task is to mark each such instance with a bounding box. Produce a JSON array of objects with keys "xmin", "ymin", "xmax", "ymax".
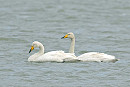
[
  {"xmin": 38, "ymin": 44, "xmax": 44, "ymax": 54},
  {"xmin": 69, "ymin": 37, "xmax": 75, "ymax": 53}
]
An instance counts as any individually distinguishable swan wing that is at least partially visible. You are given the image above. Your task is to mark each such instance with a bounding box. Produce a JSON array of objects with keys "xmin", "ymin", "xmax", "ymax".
[
  {"xmin": 37, "ymin": 51, "xmax": 64, "ymax": 62},
  {"xmin": 37, "ymin": 51, "xmax": 77, "ymax": 62},
  {"xmin": 77, "ymin": 52, "xmax": 118, "ymax": 62},
  {"xmin": 62, "ymin": 53, "xmax": 78, "ymax": 62}
]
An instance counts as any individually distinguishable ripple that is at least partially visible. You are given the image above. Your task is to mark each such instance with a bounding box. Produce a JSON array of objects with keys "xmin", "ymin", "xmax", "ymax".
[
  {"xmin": 0, "ymin": 0, "xmax": 129, "ymax": 87},
  {"xmin": 0, "ymin": 69, "xmax": 14, "ymax": 72}
]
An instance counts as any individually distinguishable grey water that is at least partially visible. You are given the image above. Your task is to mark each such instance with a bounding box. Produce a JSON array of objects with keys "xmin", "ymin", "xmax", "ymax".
[{"xmin": 0, "ymin": 0, "xmax": 130, "ymax": 87}]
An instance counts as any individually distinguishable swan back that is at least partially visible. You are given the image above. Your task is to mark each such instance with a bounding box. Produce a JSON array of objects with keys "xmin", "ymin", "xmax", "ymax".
[
  {"xmin": 77, "ymin": 52, "xmax": 118, "ymax": 62},
  {"xmin": 37, "ymin": 51, "xmax": 77, "ymax": 62}
]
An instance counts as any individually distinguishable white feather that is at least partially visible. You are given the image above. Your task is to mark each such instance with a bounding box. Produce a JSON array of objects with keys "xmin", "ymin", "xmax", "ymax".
[{"xmin": 28, "ymin": 41, "xmax": 77, "ymax": 62}]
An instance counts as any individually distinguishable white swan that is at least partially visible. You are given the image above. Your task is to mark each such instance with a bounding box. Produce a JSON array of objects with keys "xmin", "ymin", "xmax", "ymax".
[
  {"xmin": 28, "ymin": 41, "xmax": 77, "ymax": 62},
  {"xmin": 61, "ymin": 32, "xmax": 119, "ymax": 62}
]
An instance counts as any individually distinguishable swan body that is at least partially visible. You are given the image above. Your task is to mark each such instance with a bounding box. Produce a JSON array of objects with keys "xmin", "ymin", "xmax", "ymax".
[
  {"xmin": 77, "ymin": 52, "xmax": 118, "ymax": 62},
  {"xmin": 28, "ymin": 41, "xmax": 77, "ymax": 62},
  {"xmin": 38, "ymin": 51, "xmax": 77, "ymax": 62},
  {"xmin": 62, "ymin": 32, "xmax": 119, "ymax": 62}
]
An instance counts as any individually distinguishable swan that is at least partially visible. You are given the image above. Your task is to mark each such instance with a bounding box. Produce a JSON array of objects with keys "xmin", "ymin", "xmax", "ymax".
[
  {"xmin": 28, "ymin": 41, "xmax": 77, "ymax": 62},
  {"xmin": 61, "ymin": 32, "xmax": 119, "ymax": 62}
]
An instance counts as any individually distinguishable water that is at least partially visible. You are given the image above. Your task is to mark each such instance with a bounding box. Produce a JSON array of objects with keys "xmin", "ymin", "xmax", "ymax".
[{"xmin": 0, "ymin": 0, "xmax": 130, "ymax": 87}]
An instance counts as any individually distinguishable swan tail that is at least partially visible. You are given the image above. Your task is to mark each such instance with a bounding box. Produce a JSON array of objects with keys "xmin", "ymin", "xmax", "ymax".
[{"xmin": 111, "ymin": 58, "xmax": 119, "ymax": 63}]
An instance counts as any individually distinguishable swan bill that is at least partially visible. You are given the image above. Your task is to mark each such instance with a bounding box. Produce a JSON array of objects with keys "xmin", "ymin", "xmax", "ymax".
[
  {"xmin": 61, "ymin": 34, "xmax": 68, "ymax": 39},
  {"xmin": 61, "ymin": 36, "xmax": 64, "ymax": 39},
  {"xmin": 29, "ymin": 49, "xmax": 31, "ymax": 53},
  {"xmin": 29, "ymin": 46, "xmax": 34, "ymax": 53}
]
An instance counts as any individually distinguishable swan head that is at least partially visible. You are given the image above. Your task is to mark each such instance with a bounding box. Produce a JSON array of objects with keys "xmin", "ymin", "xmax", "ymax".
[
  {"xmin": 29, "ymin": 41, "xmax": 43, "ymax": 53},
  {"xmin": 61, "ymin": 32, "xmax": 75, "ymax": 39}
]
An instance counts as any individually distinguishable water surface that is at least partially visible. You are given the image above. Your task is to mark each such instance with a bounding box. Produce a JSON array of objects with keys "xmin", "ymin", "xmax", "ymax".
[{"xmin": 0, "ymin": 0, "xmax": 130, "ymax": 87}]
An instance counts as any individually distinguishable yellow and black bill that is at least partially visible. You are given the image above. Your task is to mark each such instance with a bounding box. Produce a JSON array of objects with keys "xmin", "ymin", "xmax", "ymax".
[
  {"xmin": 61, "ymin": 34, "xmax": 68, "ymax": 39},
  {"xmin": 29, "ymin": 46, "xmax": 34, "ymax": 53}
]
